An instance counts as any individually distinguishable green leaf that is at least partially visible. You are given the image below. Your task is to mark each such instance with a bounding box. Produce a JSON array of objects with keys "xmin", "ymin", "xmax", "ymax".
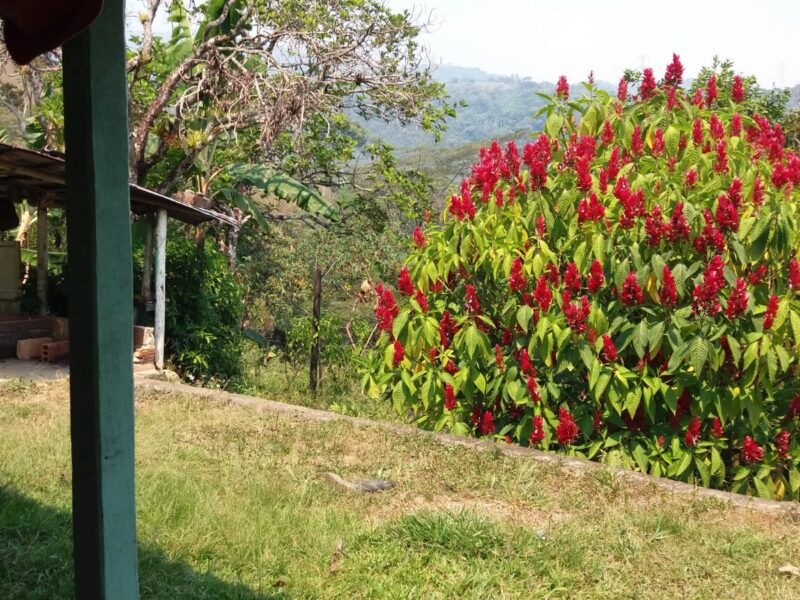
[
  {"xmin": 226, "ymin": 163, "xmax": 339, "ymax": 223},
  {"xmin": 753, "ymin": 476, "xmax": 773, "ymax": 499},
  {"xmin": 695, "ymin": 457, "xmax": 711, "ymax": 488},
  {"xmin": 392, "ymin": 310, "xmax": 410, "ymax": 341},
  {"xmin": 743, "ymin": 342, "xmax": 759, "ymax": 371},
  {"xmin": 464, "ymin": 325, "xmax": 480, "ymax": 358},
  {"xmin": 632, "ymin": 321, "xmax": 648, "ymax": 359},
  {"xmin": 648, "ymin": 321, "xmax": 665, "ymax": 354},
  {"xmin": 516, "ymin": 305, "xmax": 533, "ymax": 333},
  {"xmin": 632, "ymin": 444, "xmax": 649, "ymax": 473},
  {"xmin": 594, "ymin": 370, "xmax": 611, "ymax": 401},
  {"xmin": 689, "ymin": 336, "xmax": 709, "ymax": 375},
  {"xmin": 791, "ymin": 311, "xmax": 800, "ymax": 349},
  {"xmin": 546, "ymin": 112, "xmax": 565, "ymax": 138},
  {"xmin": 664, "ymin": 126, "xmax": 680, "ymax": 156},
  {"xmin": 592, "ymin": 234, "xmax": 605, "ymax": 261}
]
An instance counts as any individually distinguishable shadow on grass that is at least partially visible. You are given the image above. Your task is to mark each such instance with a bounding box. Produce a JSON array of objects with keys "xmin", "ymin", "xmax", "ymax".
[{"xmin": 0, "ymin": 485, "xmax": 282, "ymax": 600}]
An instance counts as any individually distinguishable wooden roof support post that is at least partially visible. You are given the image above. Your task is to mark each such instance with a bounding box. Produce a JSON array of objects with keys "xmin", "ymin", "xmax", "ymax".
[
  {"xmin": 62, "ymin": 0, "xmax": 139, "ymax": 598},
  {"xmin": 141, "ymin": 214, "xmax": 154, "ymax": 303},
  {"xmin": 36, "ymin": 200, "xmax": 48, "ymax": 315},
  {"xmin": 154, "ymin": 208, "xmax": 167, "ymax": 370}
]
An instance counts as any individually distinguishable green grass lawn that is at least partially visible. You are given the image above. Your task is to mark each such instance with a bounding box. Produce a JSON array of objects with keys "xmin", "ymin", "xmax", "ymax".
[{"xmin": 2, "ymin": 380, "xmax": 800, "ymax": 599}]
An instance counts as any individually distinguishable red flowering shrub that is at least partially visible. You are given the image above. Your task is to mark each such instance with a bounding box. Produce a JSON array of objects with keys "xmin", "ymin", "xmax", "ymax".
[{"xmin": 365, "ymin": 56, "xmax": 800, "ymax": 500}]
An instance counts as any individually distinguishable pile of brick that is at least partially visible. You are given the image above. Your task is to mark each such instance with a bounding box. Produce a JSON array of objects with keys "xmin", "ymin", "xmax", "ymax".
[
  {"xmin": 133, "ymin": 325, "xmax": 155, "ymax": 364},
  {"xmin": 14, "ymin": 320, "xmax": 156, "ymax": 366}
]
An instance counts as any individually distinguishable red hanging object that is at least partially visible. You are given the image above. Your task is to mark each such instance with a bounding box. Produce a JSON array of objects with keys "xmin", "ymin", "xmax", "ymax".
[{"xmin": 0, "ymin": 0, "xmax": 103, "ymax": 65}]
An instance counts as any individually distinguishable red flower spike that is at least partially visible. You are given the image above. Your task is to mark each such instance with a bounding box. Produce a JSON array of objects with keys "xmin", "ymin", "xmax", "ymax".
[
  {"xmin": 665, "ymin": 202, "xmax": 690, "ymax": 243},
  {"xmin": 530, "ymin": 415, "xmax": 545, "ymax": 444},
  {"xmin": 631, "ymin": 124, "xmax": 644, "ymax": 155},
  {"xmin": 752, "ymin": 175, "xmax": 764, "ymax": 206},
  {"xmin": 534, "ymin": 275, "xmax": 553, "ymax": 312},
  {"xmin": 664, "ymin": 53, "xmax": 684, "ymax": 86},
  {"xmin": 666, "ymin": 86, "xmax": 678, "ymax": 110},
  {"xmin": 392, "ymin": 339, "xmax": 405, "ymax": 368},
  {"xmin": 763, "ymin": 294, "xmax": 779, "ymax": 329},
  {"xmin": 639, "ymin": 68, "xmax": 656, "ymax": 101},
  {"xmin": 509, "ymin": 257, "xmax": 527, "ymax": 292},
  {"xmin": 480, "ymin": 410, "xmax": 496, "ymax": 435},
  {"xmin": 725, "ymin": 278, "xmax": 748, "ymax": 318},
  {"xmin": 620, "ymin": 273, "xmax": 643, "ymax": 306},
  {"xmin": 651, "ymin": 128, "xmax": 666, "ymax": 157},
  {"xmin": 715, "ymin": 193, "xmax": 739, "ymax": 232},
  {"xmin": 684, "ymin": 169, "xmax": 698, "ymax": 188},
  {"xmin": 444, "ymin": 383, "xmax": 456, "ymax": 410},
  {"xmin": 601, "ymin": 121, "xmax": 614, "ymax": 145},
  {"xmin": 710, "ymin": 114, "xmax": 725, "ymax": 140},
  {"xmin": 588, "ymin": 260, "xmax": 605, "ymax": 293},
  {"xmin": 565, "ymin": 262, "xmax": 582, "ymax": 291},
  {"xmin": 555, "ymin": 408, "xmax": 580, "ymax": 445},
  {"xmin": 685, "ymin": 416, "xmax": 701, "ymax": 446},
  {"xmin": 706, "ymin": 74, "xmax": 718, "ymax": 107},
  {"xmin": 535, "ymin": 214, "xmax": 547, "ymax": 237},
  {"xmin": 748, "ymin": 265, "xmax": 767, "ymax": 285},
  {"xmin": 439, "ymin": 310, "xmax": 456, "ymax": 348},
  {"xmin": 397, "ymin": 267, "xmax": 415, "ymax": 296},
  {"xmin": 692, "ymin": 88, "xmax": 703, "ymax": 107},
  {"xmin": 494, "ymin": 344, "xmax": 504, "ymax": 369},
  {"xmin": 789, "ymin": 259, "xmax": 800, "ymax": 290},
  {"xmin": 775, "ymin": 430, "xmax": 791, "ymax": 460},
  {"xmin": 465, "ymin": 284, "xmax": 481, "ymax": 314},
  {"xmin": 692, "ymin": 118, "xmax": 703, "ymax": 145},
  {"xmin": 617, "ymin": 78, "xmax": 628, "ymax": 102},
  {"xmin": 556, "ymin": 75, "xmax": 569, "ymax": 99},
  {"xmin": 519, "ymin": 348, "xmax": 535, "ymax": 377},
  {"xmin": 731, "ymin": 113, "xmax": 743, "ymax": 137},
  {"xmin": 375, "ymin": 284, "xmax": 398, "ymax": 333},
  {"xmin": 692, "ymin": 255, "xmax": 725, "ymax": 316},
  {"xmin": 577, "ymin": 192, "xmax": 605, "ymax": 224},
  {"xmin": 412, "ymin": 225, "xmax": 426, "ymax": 248},
  {"xmin": 714, "ymin": 140, "xmax": 728, "ymax": 174},
  {"xmin": 788, "ymin": 395, "xmax": 800, "ymax": 420},
  {"xmin": 741, "ymin": 435, "xmax": 764, "ymax": 463},
  {"xmin": 732, "ymin": 75, "xmax": 745, "ymax": 102},
  {"xmin": 527, "ymin": 376, "xmax": 540, "ymax": 402},
  {"xmin": 414, "ymin": 289, "xmax": 429, "ymax": 313},
  {"xmin": 660, "ymin": 266, "xmax": 678, "ymax": 306},
  {"xmin": 711, "ymin": 417, "xmax": 724, "ymax": 439},
  {"xmin": 602, "ymin": 334, "xmax": 618, "ymax": 362},
  {"xmin": 644, "ymin": 205, "xmax": 664, "ymax": 246}
]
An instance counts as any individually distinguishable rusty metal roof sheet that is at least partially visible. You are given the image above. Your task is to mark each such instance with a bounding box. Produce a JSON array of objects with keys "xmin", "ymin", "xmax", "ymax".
[{"xmin": 0, "ymin": 143, "xmax": 237, "ymax": 226}]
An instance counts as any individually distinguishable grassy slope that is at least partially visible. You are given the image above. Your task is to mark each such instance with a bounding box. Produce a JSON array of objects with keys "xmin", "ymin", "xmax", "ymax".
[{"xmin": 1, "ymin": 380, "xmax": 799, "ymax": 599}]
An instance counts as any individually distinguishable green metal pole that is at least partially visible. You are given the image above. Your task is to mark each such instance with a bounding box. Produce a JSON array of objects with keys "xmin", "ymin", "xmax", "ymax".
[{"xmin": 62, "ymin": 0, "xmax": 139, "ymax": 597}]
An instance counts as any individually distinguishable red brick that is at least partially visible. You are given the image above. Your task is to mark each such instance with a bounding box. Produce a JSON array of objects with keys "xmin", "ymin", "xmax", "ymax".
[{"xmin": 16, "ymin": 337, "xmax": 53, "ymax": 360}]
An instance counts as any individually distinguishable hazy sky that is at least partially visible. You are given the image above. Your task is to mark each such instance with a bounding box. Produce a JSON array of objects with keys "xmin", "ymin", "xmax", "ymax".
[
  {"xmin": 386, "ymin": 0, "xmax": 800, "ymax": 86},
  {"xmin": 128, "ymin": 0, "xmax": 800, "ymax": 86}
]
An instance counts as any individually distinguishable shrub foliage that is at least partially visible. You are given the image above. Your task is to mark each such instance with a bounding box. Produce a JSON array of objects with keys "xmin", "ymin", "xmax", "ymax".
[{"xmin": 367, "ymin": 55, "xmax": 800, "ymax": 499}]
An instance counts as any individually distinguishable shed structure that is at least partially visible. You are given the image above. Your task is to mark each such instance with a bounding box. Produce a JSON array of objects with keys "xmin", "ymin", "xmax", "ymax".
[{"xmin": 0, "ymin": 141, "xmax": 236, "ymax": 368}]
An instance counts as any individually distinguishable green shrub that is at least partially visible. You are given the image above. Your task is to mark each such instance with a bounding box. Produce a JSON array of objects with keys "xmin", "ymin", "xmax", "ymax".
[
  {"xmin": 367, "ymin": 55, "xmax": 800, "ymax": 500},
  {"xmin": 163, "ymin": 237, "xmax": 244, "ymax": 381}
]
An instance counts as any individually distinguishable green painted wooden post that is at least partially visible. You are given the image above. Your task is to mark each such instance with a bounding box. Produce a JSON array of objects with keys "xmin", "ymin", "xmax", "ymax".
[{"xmin": 62, "ymin": 0, "xmax": 139, "ymax": 597}]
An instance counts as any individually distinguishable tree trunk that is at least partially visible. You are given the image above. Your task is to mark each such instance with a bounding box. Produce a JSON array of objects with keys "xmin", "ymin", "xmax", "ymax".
[{"xmin": 310, "ymin": 266, "xmax": 322, "ymax": 395}]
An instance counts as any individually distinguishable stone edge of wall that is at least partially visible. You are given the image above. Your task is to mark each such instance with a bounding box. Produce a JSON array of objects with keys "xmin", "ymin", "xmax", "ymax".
[{"xmin": 134, "ymin": 378, "xmax": 800, "ymax": 517}]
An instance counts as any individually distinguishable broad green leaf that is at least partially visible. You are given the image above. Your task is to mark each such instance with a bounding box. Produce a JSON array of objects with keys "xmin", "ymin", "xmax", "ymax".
[
  {"xmin": 545, "ymin": 112, "xmax": 564, "ymax": 138},
  {"xmin": 516, "ymin": 305, "xmax": 533, "ymax": 333},
  {"xmin": 689, "ymin": 336, "xmax": 708, "ymax": 375}
]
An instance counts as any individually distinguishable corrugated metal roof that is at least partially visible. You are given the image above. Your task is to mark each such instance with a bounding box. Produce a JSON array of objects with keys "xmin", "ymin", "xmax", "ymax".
[{"xmin": 0, "ymin": 143, "xmax": 237, "ymax": 226}]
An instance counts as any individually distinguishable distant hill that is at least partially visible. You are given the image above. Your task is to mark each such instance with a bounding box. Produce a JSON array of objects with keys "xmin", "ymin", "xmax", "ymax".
[{"xmin": 357, "ymin": 64, "xmax": 615, "ymax": 151}]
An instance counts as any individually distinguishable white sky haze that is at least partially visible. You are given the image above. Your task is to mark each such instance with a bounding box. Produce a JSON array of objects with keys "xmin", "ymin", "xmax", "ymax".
[{"xmin": 386, "ymin": 0, "xmax": 800, "ymax": 86}]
